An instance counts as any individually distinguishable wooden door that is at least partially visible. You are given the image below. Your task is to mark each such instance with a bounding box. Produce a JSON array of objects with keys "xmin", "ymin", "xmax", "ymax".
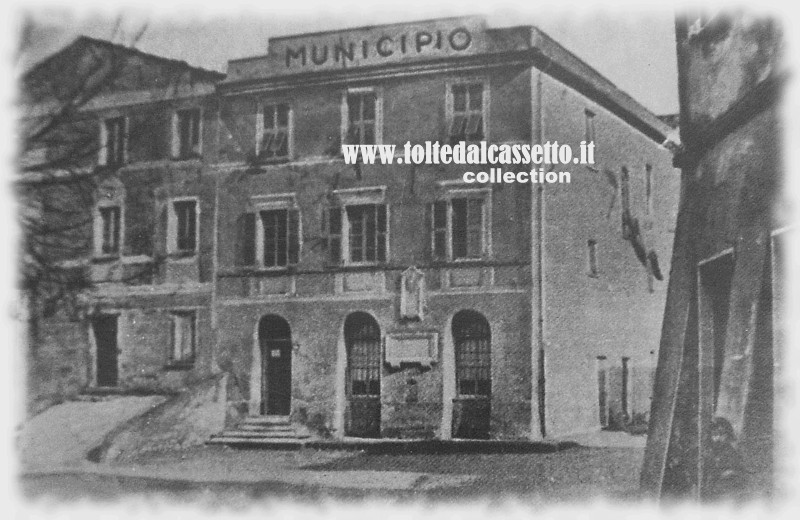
[
  {"xmin": 259, "ymin": 316, "xmax": 292, "ymax": 415},
  {"xmin": 93, "ymin": 315, "xmax": 118, "ymax": 387}
]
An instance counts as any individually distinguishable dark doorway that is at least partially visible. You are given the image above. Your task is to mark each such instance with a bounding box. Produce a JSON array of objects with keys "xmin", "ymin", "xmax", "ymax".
[
  {"xmin": 345, "ymin": 312, "xmax": 381, "ymax": 438},
  {"xmin": 259, "ymin": 315, "xmax": 292, "ymax": 415},
  {"xmin": 452, "ymin": 310, "xmax": 491, "ymax": 439},
  {"xmin": 698, "ymin": 253, "xmax": 735, "ymax": 409},
  {"xmin": 92, "ymin": 315, "xmax": 118, "ymax": 387}
]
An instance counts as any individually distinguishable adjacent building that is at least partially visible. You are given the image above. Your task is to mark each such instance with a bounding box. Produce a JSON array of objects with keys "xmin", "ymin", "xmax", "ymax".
[
  {"xmin": 641, "ymin": 12, "xmax": 788, "ymax": 499},
  {"xmin": 20, "ymin": 17, "xmax": 679, "ymax": 442}
]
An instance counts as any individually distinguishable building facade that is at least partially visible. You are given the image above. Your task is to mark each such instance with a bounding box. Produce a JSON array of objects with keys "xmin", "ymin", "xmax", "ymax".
[
  {"xmin": 641, "ymin": 12, "xmax": 788, "ymax": 499},
  {"xmin": 21, "ymin": 17, "xmax": 679, "ymax": 441},
  {"xmin": 20, "ymin": 37, "xmax": 224, "ymax": 412}
]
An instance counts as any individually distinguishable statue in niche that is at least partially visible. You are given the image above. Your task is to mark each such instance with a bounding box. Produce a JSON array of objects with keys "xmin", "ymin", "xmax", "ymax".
[{"xmin": 400, "ymin": 266, "xmax": 425, "ymax": 321}]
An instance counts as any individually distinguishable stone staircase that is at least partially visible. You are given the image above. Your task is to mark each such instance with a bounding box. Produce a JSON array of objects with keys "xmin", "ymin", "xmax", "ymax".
[{"xmin": 207, "ymin": 415, "xmax": 311, "ymax": 447}]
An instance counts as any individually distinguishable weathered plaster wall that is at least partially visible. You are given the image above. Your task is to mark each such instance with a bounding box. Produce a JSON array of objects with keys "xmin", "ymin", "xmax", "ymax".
[{"xmin": 538, "ymin": 71, "xmax": 680, "ymax": 436}]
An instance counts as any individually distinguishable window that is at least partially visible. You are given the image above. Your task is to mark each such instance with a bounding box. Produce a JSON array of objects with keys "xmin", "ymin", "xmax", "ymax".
[
  {"xmin": 169, "ymin": 199, "xmax": 198, "ymax": 255},
  {"xmin": 101, "ymin": 116, "xmax": 126, "ymax": 166},
  {"xmin": 620, "ymin": 166, "xmax": 631, "ymax": 237},
  {"xmin": 173, "ymin": 108, "xmax": 201, "ymax": 159},
  {"xmin": 345, "ymin": 312, "xmax": 381, "ymax": 397},
  {"xmin": 596, "ymin": 356, "xmax": 609, "ymax": 428},
  {"xmin": 584, "ymin": 109, "xmax": 596, "ymax": 144},
  {"xmin": 327, "ymin": 204, "xmax": 387, "ymax": 265},
  {"xmin": 621, "ymin": 357, "xmax": 631, "ymax": 418},
  {"xmin": 431, "ymin": 192, "xmax": 488, "ymax": 261},
  {"xmin": 448, "ymin": 83, "xmax": 485, "ymax": 144},
  {"xmin": 240, "ymin": 205, "xmax": 300, "ymax": 268},
  {"xmin": 344, "ymin": 91, "xmax": 380, "ymax": 145},
  {"xmin": 98, "ymin": 206, "xmax": 121, "ymax": 256},
  {"xmin": 587, "ymin": 239, "xmax": 599, "ymax": 277},
  {"xmin": 453, "ymin": 310, "xmax": 491, "ymax": 397},
  {"xmin": 258, "ymin": 103, "xmax": 290, "ymax": 160},
  {"xmin": 94, "ymin": 181, "xmax": 124, "ymax": 258},
  {"xmin": 261, "ymin": 209, "xmax": 299, "ymax": 267},
  {"xmin": 170, "ymin": 311, "xmax": 196, "ymax": 365}
]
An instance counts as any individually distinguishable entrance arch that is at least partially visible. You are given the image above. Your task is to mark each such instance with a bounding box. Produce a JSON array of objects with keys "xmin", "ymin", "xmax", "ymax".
[
  {"xmin": 344, "ymin": 312, "xmax": 381, "ymax": 437},
  {"xmin": 452, "ymin": 309, "xmax": 491, "ymax": 439},
  {"xmin": 259, "ymin": 315, "xmax": 292, "ymax": 415}
]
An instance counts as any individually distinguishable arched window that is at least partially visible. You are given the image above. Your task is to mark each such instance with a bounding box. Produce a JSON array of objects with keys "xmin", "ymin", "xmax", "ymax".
[
  {"xmin": 453, "ymin": 310, "xmax": 491, "ymax": 397},
  {"xmin": 345, "ymin": 312, "xmax": 381, "ymax": 397},
  {"xmin": 344, "ymin": 312, "xmax": 381, "ymax": 438}
]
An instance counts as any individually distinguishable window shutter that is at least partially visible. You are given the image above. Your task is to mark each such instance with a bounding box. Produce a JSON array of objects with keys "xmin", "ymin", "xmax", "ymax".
[
  {"xmin": 191, "ymin": 110, "xmax": 201, "ymax": 153},
  {"xmin": 240, "ymin": 212, "xmax": 256, "ymax": 266},
  {"xmin": 376, "ymin": 204, "xmax": 387, "ymax": 263},
  {"xmin": 98, "ymin": 119, "xmax": 108, "ymax": 165},
  {"xmin": 154, "ymin": 202, "xmax": 168, "ymax": 258},
  {"xmin": 432, "ymin": 201, "xmax": 447, "ymax": 260},
  {"xmin": 288, "ymin": 209, "xmax": 300, "ymax": 265},
  {"xmin": 170, "ymin": 112, "xmax": 180, "ymax": 159},
  {"xmin": 327, "ymin": 207, "xmax": 342, "ymax": 264},
  {"xmin": 467, "ymin": 198, "xmax": 484, "ymax": 258},
  {"xmin": 186, "ymin": 202, "xmax": 197, "ymax": 252},
  {"xmin": 122, "ymin": 117, "xmax": 129, "ymax": 164}
]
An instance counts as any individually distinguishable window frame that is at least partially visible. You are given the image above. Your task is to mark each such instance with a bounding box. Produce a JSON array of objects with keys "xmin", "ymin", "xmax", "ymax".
[
  {"xmin": 431, "ymin": 186, "xmax": 492, "ymax": 263},
  {"xmin": 645, "ymin": 163, "xmax": 654, "ymax": 216},
  {"xmin": 93, "ymin": 183, "xmax": 125, "ymax": 259},
  {"xmin": 243, "ymin": 194, "xmax": 302, "ymax": 270},
  {"xmin": 97, "ymin": 205, "xmax": 122, "ymax": 257},
  {"xmin": 256, "ymin": 102, "xmax": 293, "ymax": 162},
  {"xmin": 172, "ymin": 107, "xmax": 203, "ymax": 160},
  {"xmin": 587, "ymin": 239, "xmax": 599, "ymax": 278},
  {"xmin": 341, "ymin": 87, "xmax": 383, "ymax": 147},
  {"xmin": 99, "ymin": 115, "xmax": 128, "ymax": 166},
  {"xmin": 328, "ymin": 187, "xmax": 389, "ymax": 267},
  {"xmin": 446, "ymin": 80, "xmax": 489, "ymax": 145},
  {"xmin": 167, "ymin": 196, "xmax": 200, "ymax": 257},
  {"xmin": 168, "ymin": 310, "xmax": 197, "ymax": 367},
  {"xmin": 584, "ymin": 109, "xmax": 596, "ymax": 144}
]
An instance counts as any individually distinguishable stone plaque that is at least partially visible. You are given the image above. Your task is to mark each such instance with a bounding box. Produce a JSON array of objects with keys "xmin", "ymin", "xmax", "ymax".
[{"xmin": 385, "ymin": 331, "xmax": 438, "ymax": 369}]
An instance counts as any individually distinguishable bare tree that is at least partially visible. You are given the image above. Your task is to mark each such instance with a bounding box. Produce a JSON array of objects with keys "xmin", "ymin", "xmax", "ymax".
[{"xmin": 16, "ymin": 19, "xmax": 150, "ymax": 345}]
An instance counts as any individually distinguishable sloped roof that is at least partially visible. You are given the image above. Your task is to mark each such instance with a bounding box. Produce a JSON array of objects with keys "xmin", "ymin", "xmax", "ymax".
[{"xmin": 22, "ymin": 35, "xmax": 225, "ymax": 104}]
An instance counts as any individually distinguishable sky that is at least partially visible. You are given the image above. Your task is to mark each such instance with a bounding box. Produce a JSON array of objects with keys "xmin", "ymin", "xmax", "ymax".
[{"xmin": 15, "ymin": 0, "xmax": 681, "ymax": 115}]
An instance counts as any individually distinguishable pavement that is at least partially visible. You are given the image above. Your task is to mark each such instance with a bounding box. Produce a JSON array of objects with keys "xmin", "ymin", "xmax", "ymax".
[
  {"xmin": 17, "ymin": 395, "xmax": 166, "ymax": 471},
  {"xmin": 20, "ymin": 443, "xmax": 646, "ymax": 502},
  {"xmin": 552, "ymin": 430, "xmax": 647, "ymax": 449},
  {"xmin": 17, "ymin": 398, "xmax": 648, "ymax": 501}
]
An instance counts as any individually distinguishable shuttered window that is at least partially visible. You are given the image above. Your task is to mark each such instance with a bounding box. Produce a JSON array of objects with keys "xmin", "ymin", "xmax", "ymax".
[
  {"xmin": 99, "ymin": 206, "xmax": 121, "ymax": 255},
  {"xmin": 431, "ymin": 197, "xmax": 485, "ymax": 261},
  {"xmin": 346, "ymin": 92, "xmax": 378, "ymax": 145},
  {"xmin": 101, "ymin": 116, "xmax": 127, "ymax": 166},
  {"xmin": 173, "ymin": 200, "xmax": 197, "ymax": 253},
  {"xmin": 259, "ymin": 103, "xmax": 290, "ymax": 160},
  {"xmin": 240, "ymin": 209, "xmax": 300, "ymax": 267},
  {"xmin": 175, "ymin": 108, "xmax": 201, "ymax": 159},
  {"xmin": 327, "ymin": 204, "xmax": 387, "ymax": 265},
  {"xmin": 449, "ymin": 83, "xmax": 484, "ymax": 144}
]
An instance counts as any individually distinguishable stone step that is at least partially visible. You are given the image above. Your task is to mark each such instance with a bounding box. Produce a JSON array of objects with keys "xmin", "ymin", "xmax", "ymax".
[
  {"xmin": 242, "ymin": 415, "xmax": 291, "ymax": 425},
  {"xmin": 237, "ymin": 423, "xmax": 296, "ymax": 432},
  {"xmin": 207, "ymin": 436, "xmax": 307, "ymax": 448},
  {"xmin": 217, "ymin": 429, "xmax": 311, "ymax": 439}
]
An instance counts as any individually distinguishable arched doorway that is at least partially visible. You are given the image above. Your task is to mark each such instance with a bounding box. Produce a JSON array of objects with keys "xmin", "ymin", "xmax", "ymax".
[
  {"xmin": 344, "ymin": 312, "xmax": 381, "ymax": 437},
  {"xmin": 452, "ymin": 310, "xmax": 491, "ymax": 439},
  {"xmin": 259, "ymin": 315, "xmax": 292, "ymax": 415}
]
